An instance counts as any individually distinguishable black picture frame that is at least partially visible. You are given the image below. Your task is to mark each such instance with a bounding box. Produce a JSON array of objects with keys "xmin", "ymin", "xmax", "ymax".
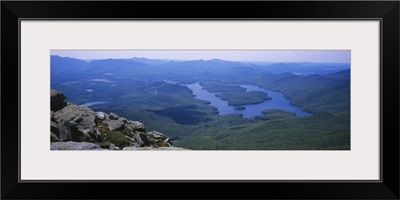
[{"xmin": 2, "ymin": 1, "xmax": 399, "ymax": 199}]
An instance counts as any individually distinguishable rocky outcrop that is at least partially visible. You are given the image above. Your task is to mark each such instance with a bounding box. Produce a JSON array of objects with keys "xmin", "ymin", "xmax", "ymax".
[
  {"xmin": 52, "ymin": 104, "xmax": 100, "ymax": 142},
  {"xmin": 51, "ymin": 141, "xmax": 102, "ymax": 150},
  {"xmin": 51, "ymin": 90, "xmax": 67, "ymax": 111},
  {"xmin": 122, "ymin": 146, "xmax": 188, "ymax": 151},
  {"xmin": 104, "ymin": 117, "xmax": 126, "ymax": 131},
  {"xmin": 95, "ymin": 112, "xmax": 106, "ymax": 120},
  {"xmin": 50, "ymin": 89, "xmax": 180, "ymax": 150}
]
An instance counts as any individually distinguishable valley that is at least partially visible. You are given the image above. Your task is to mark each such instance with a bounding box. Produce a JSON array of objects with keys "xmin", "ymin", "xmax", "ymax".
[{"xmin": 51, "ymin": 55, "xmax": 350, "ymax": 150}]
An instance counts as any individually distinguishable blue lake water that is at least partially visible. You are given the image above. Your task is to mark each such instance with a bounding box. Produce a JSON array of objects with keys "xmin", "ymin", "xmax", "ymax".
[
  {"xmin": 80, "ymin": 101, "xmax": 106, "ymax": 107},
  {"xmin": 186, "ymin": 83, "xmax": 312, "ymax": 118}
]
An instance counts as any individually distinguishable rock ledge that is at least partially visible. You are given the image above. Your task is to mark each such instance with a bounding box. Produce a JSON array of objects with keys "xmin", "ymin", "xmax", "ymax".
[{"xmin": 50, "ymin": 89, "xmax": 186, "ymax": 150}]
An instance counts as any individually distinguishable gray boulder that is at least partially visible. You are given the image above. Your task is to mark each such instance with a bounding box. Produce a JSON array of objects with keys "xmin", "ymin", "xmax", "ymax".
[
  {"xmin": 147, "ymin": 131, "xmax": 167, "ymax": 140},
  {"xmin": 147, "ymin": 131, "xmax": 172, "ymax": 147},
  {"xmin": 53, "ymin": 104, "xmax": 99, "ymax": 141},
  {"xmin": 54, "ymin": 104, "xmax": 93, "ymax": 122},
  {"xmin": 95, "ymin": 112, "xmax": 106, "ymax": 120},
  {"xmin": 126, "ymin": 121, "xmax": 146, "ymax": 132},
  {"xmin": 57, "ymin": 121, "xmax": 73, "ymax": 141},
  {"xmin": 50, "ymin": 141, "xmax": 102, "ymax": 150},
  {"xmin": 109, "ymin": 112, "xmax": 120, "ymax": 120},
  {"xmin": 51, "ymin": 89, "xmax": 67, "ymax": 111},
  {"xmin": 104, "ymin": 118, "xmax": 125, "ymax": 131},
  {"xmin": 128, "ymin": 132, "xmax": 147, "ymax": 147},
  {"xmin": 75, "ymin": 112, "xmax": 98, "ymax": 138}
]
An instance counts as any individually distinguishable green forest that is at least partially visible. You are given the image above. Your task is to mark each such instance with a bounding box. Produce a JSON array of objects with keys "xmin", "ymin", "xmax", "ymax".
[{"xmin": 51, "ymin": 56, "xmax": 350, "ymax": 150}]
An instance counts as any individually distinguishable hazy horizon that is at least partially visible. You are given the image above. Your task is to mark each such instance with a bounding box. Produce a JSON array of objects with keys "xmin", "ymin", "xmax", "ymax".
[{"xmin": 51, "ymin": 50, "xmax": 351, "ymax": 63}]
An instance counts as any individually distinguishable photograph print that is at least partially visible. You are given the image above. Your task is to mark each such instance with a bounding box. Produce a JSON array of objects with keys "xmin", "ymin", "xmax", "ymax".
[{"xmin": 50, "ymin": 50, "xmax": 350, "ymax": 151}]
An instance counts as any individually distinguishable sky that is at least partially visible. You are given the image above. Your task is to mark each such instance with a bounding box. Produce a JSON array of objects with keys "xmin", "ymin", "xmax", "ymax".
[{"xmin": 51, "ymin": 50, "xmax": 351, "ymax": 63}]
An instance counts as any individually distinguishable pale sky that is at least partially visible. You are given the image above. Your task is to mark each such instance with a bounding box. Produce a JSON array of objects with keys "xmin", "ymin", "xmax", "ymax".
[{"xmin": 51, "ymin": 50, "xmax": 350, "ymax": 63}]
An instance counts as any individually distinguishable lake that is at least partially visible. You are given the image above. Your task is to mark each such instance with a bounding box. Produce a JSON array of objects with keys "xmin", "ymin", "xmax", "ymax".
[
  {"xmin": 186, "ymin": 83, "xmax": 311, "ymax": 118},
  {"xmin": 80, "ymin": 101, "xmax": 106, "ymax": 107}
]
